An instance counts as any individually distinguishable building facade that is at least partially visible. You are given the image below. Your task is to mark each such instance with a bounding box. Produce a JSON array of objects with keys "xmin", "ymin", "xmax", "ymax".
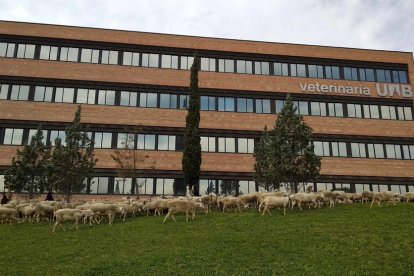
[{"xmin": 0, "ymin": 21, "xmax": 413, "ymax": 196}]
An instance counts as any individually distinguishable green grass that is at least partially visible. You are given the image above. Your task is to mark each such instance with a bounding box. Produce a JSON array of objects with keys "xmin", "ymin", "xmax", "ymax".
[{"xmin": 2, "ymin": 203, "xmax": 414, "ymax": 275}]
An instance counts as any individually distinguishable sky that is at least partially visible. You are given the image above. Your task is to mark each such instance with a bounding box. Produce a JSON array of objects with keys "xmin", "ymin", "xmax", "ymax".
[{"xmin": 0, "ymin": 0, "xmax": 413, "ymax": 54}]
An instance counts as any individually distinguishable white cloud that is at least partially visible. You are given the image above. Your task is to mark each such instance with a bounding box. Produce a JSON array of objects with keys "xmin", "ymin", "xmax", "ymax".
[{"xmin": 0, "ymin": 0, "xmax": 413, "ymax": 54}]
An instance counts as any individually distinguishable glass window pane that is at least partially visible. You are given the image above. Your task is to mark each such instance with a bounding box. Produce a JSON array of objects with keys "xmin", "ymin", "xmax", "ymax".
[
  {"xmin": 145, "ymin": 135, "xmax": 156, "ymax": 150},
  {"xmin": 261, "ymin": 62, "xmax": 269, "ymax": 75},
  {"xmin": 0, "ymin": 84, "xmax": 9, "ymax": 100},
  {"xmin": 381, "ymin": 106, "xmax": 390, "ymax": 120},
  {"xmin": 149, "ymin": 54, "xmax": 159, "ymax": 68},
  {"xmin": 339, "ymin": 142, "xmax": 347, "ymax": 157},
  {"xmin": 370, "ymin": 105, "xmax": 379, "ymax": 119},
  {"xmin": 297, "ymin": 64, "xmax": 306, "ymax": 77},
  {"xmin": 161, "ymin": 55, "xmax": 171, "ymax": 68},
  {"xmin": 236, "ymin": 60, "xmax": 245, "ymax": 74},
  {"xmin": 225, "ymin": 59, "xmax": 234, "ymax": 73},
  {"xmin": 201, "ymin": 137, "xmax": 208, "ymax": 152},
  {"xmin": 12, "ymin": 129, "xmax": 23, "ymax": 145},
  {"xmin": 314, "ymin": 141, "xmax": 323, "ymax": 156},
  {"xmin": 404, "ymin": 107, "xmax": 413, "ymax": 120},
  {"xmin": 63, "ymin": 88, "xmax": 74, "ymax": 103},
  {"xmin": 311, "ymin": 102, "xmax": 320, "ymax": 116},
  {"xmin": 3, "ymin": 129, "xmax": 13, "ymax": 144},
  {"xmin": 237, "ymin": 98, "xmax": 246, "ymax": 112},
  {"xmin": 386, "ymin": 144, "xmax": 395, "ymax": 158},
  {"xmin": 262, "ymin": 100, "xmax": 271, "ymax": 113},
  {"xmin": 160, "ymin": 94, "xmax": 170, "ymax": 108},
  {"xmin": 67, "ymin": 48, "xmax": 78, "ymax": 62},
  {"xmin": 238, "ymin": 138, "xmax": 248, "ymax": 153},
  {"xmin": 218, "ymin": 138, "xmax": 225, "ymax": 152},
  {"xmin": 226, "ymin": 138, "xmax": 235, "ymax": 153},
  {"xmin": 158, "ymin": 135, "xmax": 168, "ymax": 150},
  {"xmin": 147, "ymin": 93, "xmax": 157, "ymax": 107}
]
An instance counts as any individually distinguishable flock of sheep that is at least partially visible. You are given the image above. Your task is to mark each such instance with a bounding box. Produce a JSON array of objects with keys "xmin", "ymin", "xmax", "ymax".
[{"xmin": 0, "ymin": 190, "xmax": 413, "ymax": 232}]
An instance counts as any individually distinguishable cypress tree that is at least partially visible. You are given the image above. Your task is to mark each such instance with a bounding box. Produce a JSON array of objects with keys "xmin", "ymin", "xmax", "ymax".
[{"xmin": 182, "ymin": 55, "xmax": 201, "ymax": 195}]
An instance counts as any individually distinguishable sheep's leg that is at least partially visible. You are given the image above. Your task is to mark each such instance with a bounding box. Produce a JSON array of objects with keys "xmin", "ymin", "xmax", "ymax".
[
  {"xmin": 171, "ymin": 215, "xmax": 176, "ymax": 223},
  {"xmin": 53, "ymin": 221, "xmax": 59, "ymax": 232},
  {"xmin": 283, "ymin": 206, "xmax": 286, "ymax": 215},
  {"xmin": 298, "ymin": 202, "xmax": 303, "ymax": 211},
  {"xmin": 370, "ymin": 199, "xmax": 375, "ymax": 208},
  {"xmin": 163, "ymin": 211, "xmax": 171, "ymax": 223}
]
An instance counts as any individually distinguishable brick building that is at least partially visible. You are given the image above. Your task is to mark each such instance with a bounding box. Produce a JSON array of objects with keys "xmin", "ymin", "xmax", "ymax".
[{"xmin": 0, "ymin": 21, "xmax": 413, "ymax": 197}]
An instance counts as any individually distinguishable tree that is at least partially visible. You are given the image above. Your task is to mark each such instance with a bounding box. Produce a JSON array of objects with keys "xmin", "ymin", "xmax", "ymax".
[
  {"xmin": 182, "ymin": 54, "xmax": 202, "ymax": 195},
  {"xmin": 52, "ymin": 106, "xmax": 97, "ymax": 202},
  {"xmin": 111, "ymin": 127, "xmax": 155, "ymax": 196},
  {"xmin": 254, "ymin": 95, "xmax": 321, "ymax": 192},
  {"xmin": 253, "ymin": 126, "xmax": 277, "ymax": 191},
  {"xmin": 4, "ymin": 127, "xmax": 48, "ymax": 199}
]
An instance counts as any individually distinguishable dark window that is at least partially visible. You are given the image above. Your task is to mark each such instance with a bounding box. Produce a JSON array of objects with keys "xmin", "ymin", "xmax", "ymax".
[
  {"xmin": 275, "ymin": 100, "xmax": 285, "ymax": 114},
  {"xmin": 219, "ymin": 59, "xmax": 235, "ymax": 73},
  {"xmin": 139, "ymin": 92, "xmax": 157, "ymax": 108},
  {"xmin": 255, "ymin": 99, "xmax": 271, "ymax": 114},
  {"xmin": 308, "ymin": 65, "xmax": 324, "ymax": 78},
  {"xmin": 237, "ymin": 98, "xmax": 254, "ymax": 113},
  {"xmin": 344, "ymin": 67, "xmax": 358, "ymax": 81},
  {"xmin": 236, "ymin": 60, "xmax": 253, "ymax": 74},
  {"xmin": 160, "ymin": 93, "xmax": 177, "ymax": 109},
  {"xmin": 218, "ymin": 97, "xmax": 235, "ymax": 112},
  {"xmin": 365, "ymin": 69, "xmax": 375, "ymax": 81},
  {"xmin": 201, "ymin": 96, "xmax": 216, "ymax": 111},
  {"xmin": 179, "ymin": 95, "xmax": 188, "ymax": 109},
  {"xmin": 325, "ymin": 66, "xmax": 340, "ymax": 79},
  {"xmin": 311, "ymin": 102, "xmax": 327, "ymax": 116}
]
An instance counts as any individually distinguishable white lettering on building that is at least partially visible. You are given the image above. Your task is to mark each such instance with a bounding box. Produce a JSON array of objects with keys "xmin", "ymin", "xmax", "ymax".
[
  {"xmin": 300, "ymin": 83, "xmax": 413, "ymax": 98},
  {"xmin": 299, "ymin": 83, "xmax": 371, "ymax": 96}
]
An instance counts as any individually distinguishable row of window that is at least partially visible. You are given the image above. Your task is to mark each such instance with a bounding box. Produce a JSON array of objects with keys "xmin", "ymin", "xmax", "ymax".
[
  {"xmin": 0, "ymin": 41, "xmax": 409, "ymax": 83},
  {"xmin": 1, "ymin": 128, "xmax": 255, "ymax": 154},
  {"xmin": 3, "ymin": 127, "xmax": 414, "ymax": 160},
  {"xmin": 314, "ymin": 141, "xmax": 414, "ymax": 160},
  {"xmin": 1, "ymin": 174, "xmax": 413, "ymax": 196},
  {"xmin": 1, "ymin": 83, "xmax": 412, "ymax": 121}
]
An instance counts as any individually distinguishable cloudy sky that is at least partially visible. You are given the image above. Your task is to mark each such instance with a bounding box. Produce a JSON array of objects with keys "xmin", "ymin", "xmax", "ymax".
[{"xmin": 0, "ymin": 0, "xmax": 413, "ymax": 54}]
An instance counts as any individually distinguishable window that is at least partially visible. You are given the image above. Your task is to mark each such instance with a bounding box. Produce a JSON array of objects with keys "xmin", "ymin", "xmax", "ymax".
[
  {"xmin": 386, "ymin": 144, "xmax": 402, "ymax": 159},
  {"xmin": 310, "ymin": 102, "xmax": 327, "ymax": 116},
  {"xmin": 365, "ymin": 69, "xmax": 375, "ymax": 81},
  {"xmin": 239, "ymin": 180, "xmax": 256, "ymax": 194},
  {"xmin": 101, "ymin": 50, "xmax": 118, "ymax": 65},
  {"xmin": 34, "ymin": 86, "xmax": 53, "ymax": 102},
  {"xmin": 55, "ymin": 87, "xmax": 75, "ymax": 103},
  {"xmin": 275, "ymin": 100, "xmax": 285, "ymax": 114},
  {"xmin": 137, "ymin": 134, "xmax": 156, "ymax": 150},
  {"xmin": 402, "ymin": 145, "xmax": 414, "ymax": 160},
  {"xmin": 274, "ymin": 63, "xmax": 289, "ymax": 76},
  {"xmin": 380, "ymin": 106, "xmax": 397, "ymax": 120},
  {"xmin": 218, "ymin": 97, "xmax": 235, "ymax": 112},
  {"xmin": 97, "ymin": 90, "xmax": 115, "ymax": 105},
  {"xmin": 179, "ymin": 95, "xmax": 189, "ymax": 109},
  {"xmin": 118, "ymin": 91, "xmax": 136, "ymax": 107},
  {"xmin": 139, "ymin": 92, "xmax": 157, "ymax": 108},
  {"xmin": 327, "ymin": 103, "xmax": 343, "ymax": 117},
  {"xmin": 161, "ymin": 55, "xmax": 179, "ymax": 69},
  {"xmin": 351, "ymin": 143, "xmax": 366, "ymax": 158},
  {"xmin": 344, "ymin": 67, "xmax": 358, "ymax": 81},
  {"xmin": 313, "ymin": 141, "xmax": 330, "ymax": 156},
  {"xmin": 399, "ymin": 107, "xmax": 413, "ymax": 120},
  {"xmin": 180, "ymin": 56, "xmax": 194, "ymax": 70},
  {"xmin": 398, "ymin": 71, "xmax": 408, "ymax": 84},
  {"xmin": 80, "ymin": 48, "xmax": 100, "ymax": 63},
  {"xmin": 136, "ymin": 178, "xmax": 154, "ymax": 195},
  {"xmin": 94, "ymin": 132, "xmax": 112, "ymax": 149},
  {"xmin": 201, "ymin": 137, "xmax": 216, "ymax": 152},
  {"xmin": 156, "ymin": 178, "xmax": 174, "ymax": 195},
  {"xmin": 116, "ymin": 133, "xmax": 135, "ymax": 149},
  {"xmin": 10, "ymin": 85, "xmax": 29, "ymax": 101},
  {"xmin": 331, "ymin": 142, "xmax": 347, "ymax": 157},
  {"xmin": 218, "ymin": 137, "xmax": 236, "ymax": 153},
  {"xmin": 114, "ymin": 178, "xmax": 133, "ymax": 194},
  {"xmin": 218, "ymin": 59, "xmax": 235, "ymax": 73},
  {"xmin": 49, "ymin": 130, "xmax": 66, "ymax": 146},
  {"xmin": 199, "ymin": 179, "xmax": 217, "ymax": 195},
  {"xmin": 90, "ymin": 177, "xmax": 109, "ymax": 194},
  {"xmin": 255, "ymin": 99, "xmax": 271, "ymax": 114},
  {"xmin": 254, "ymin": 61, "xmax": 270, "ymax": 75},
  {"xmin": 367, "ymin": 144, "xmax": 384, "ymax": 159},
  {"xmin": 158, "ymin": 135, "xmax": 176, "ymax": 151},
  {"xmin": 347, "ymin": 103, "xmax": 362, "ymax": 118},
  {"xmin": 308, "ymin": 65, "xmax": 324, "ymax": 78},
  {"xmin": 236, "ymin": 98, "xmax": 254, "ymax": 113},
  {"xmin": 325, "ymin": 66, "xmax": 340, "ymax": 79},
  {"xmin": 77, "ymin": 89, "xmax": 96, "ymax": 105},
  {"xmin": 123, "ymin": 51, "xmax": 140, "ymax": 66},
  {"xmin": 16, "ymin": 44, "xmax": 35, "ymax": 59},
  {"xmin": 3, "ymin": 128, "xmax": 24, "ymax": 145},
  {"xmin": 200, "ymin": 57, "xmax": 216, "ymax": 72},
  {"xmin": 0, "ymin": 84, "xmax": 9, "ymax": 100},
  {"xmin": 60, "ymin": 47, "xmax": 79, "ymax": 62},
  {"xmin": 0, "ymin": 42, "xmax": 15, "ymax": 57},
  {"xmin": 160, "ymin": 93, "xmax": 177, "ymax": 109},
  {"xmin": 236, "ymin": 60, "xmax": 253, "ymax": 74},
  {"xmin": 39, "ymin": 45, "xmax": 58, "ymax": 60},
  {"xmin": 294, "ymin": 101, "xmax": 309, "ymax": 115},
  {"xmin": 142, "ymin": 53, "xmax": 159, "ymax": 68},
  {"xmin": 237, "ymin": 138, "xmax": 254, "ymax": 153},
  {"xmin": 201, "ymin": 96, "xmax": 216, "ymax": 111},
  {"xmin": 290, "ymin": 64, "xmax": 306, "ymax": 77},
  {"xmin": 28, "ymin": 129, "xmax": 48, "ymax": 144}
]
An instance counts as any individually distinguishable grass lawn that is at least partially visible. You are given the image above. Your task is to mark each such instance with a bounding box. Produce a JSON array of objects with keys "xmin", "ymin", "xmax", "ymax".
[{"xmin": 1, "ymin": 203, "xmax": 414, "ymax": 275}]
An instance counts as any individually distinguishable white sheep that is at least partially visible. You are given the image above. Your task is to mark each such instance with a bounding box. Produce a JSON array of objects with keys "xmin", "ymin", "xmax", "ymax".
[
  {"xmin": 53, "ymin": 208, "xmax": 94, "ymax": 232},
  {"xmin": 163, "ymin": 199, "xmax": 203, "ymax": 223}
]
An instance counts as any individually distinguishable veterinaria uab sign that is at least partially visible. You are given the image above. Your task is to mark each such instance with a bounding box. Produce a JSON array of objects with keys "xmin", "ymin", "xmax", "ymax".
[{"xmin": 299, "ymin": 83, "xmax": 412, "ymax": 98}]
